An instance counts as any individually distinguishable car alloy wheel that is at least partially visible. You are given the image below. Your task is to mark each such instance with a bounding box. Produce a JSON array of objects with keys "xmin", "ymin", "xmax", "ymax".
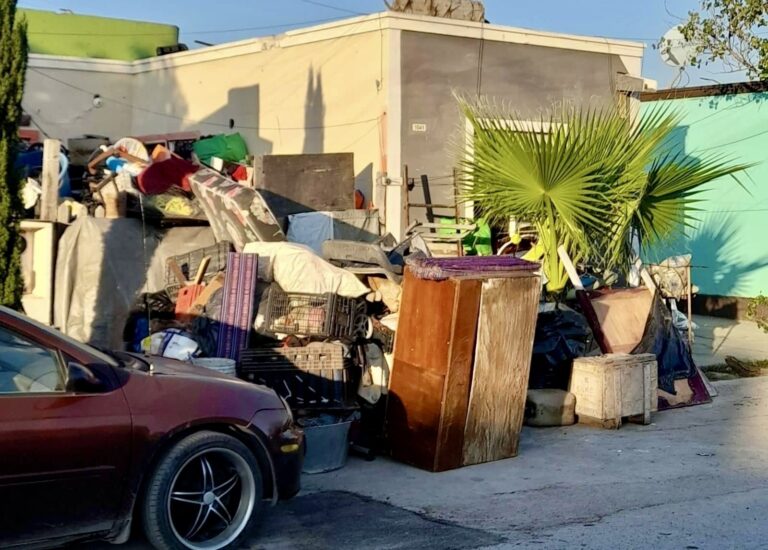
[
  {"xmin": 142, "ymin": 431, "xmax": 264, "ymax": 550},
  {"xmin": 167, "ymin": 449, "xmax": 256, "ymax": 549}
]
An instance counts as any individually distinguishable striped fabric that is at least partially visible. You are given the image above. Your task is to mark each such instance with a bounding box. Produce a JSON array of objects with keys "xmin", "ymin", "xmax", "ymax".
[{"xmin": 216, "ymin": 252, "xmax": 259, "ymax": 362}]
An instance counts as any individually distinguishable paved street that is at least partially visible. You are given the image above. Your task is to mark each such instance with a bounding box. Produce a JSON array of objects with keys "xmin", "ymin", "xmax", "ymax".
[{"xmin": 89, "ymin": 376, "xmax": 768, "ymax": 549}]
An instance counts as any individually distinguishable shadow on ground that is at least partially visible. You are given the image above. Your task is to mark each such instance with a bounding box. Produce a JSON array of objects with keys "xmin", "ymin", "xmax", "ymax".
[{"xmin": 84, "ymin": 491, "xmax": 503, "ymax": 550}]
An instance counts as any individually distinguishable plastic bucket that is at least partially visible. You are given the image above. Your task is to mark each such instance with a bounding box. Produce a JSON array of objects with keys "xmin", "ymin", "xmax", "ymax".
[
  {"xmin": 302, "ymin": 420, "xmax": 352, "ymax": 474},
  {"xmin": 192, "ymin": 358, "xmax": 237, "ymax": 377}
]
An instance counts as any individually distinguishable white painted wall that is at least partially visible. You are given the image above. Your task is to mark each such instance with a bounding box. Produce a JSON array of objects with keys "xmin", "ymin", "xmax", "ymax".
[
  {"xmin": 24, "ymin": 57, "xmax": 133, "ymax": 143},
  {"xmin": 130, "ymin": 29, "xmax": 390, "ymax": 219}
]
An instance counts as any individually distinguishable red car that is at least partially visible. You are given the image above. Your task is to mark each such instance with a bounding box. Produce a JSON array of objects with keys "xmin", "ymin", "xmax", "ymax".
[{"xmin": 0, "ymin": 306, "xmax": 303, "ymax": 549}]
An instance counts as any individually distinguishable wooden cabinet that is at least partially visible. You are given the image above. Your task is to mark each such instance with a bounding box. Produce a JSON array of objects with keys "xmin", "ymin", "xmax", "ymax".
[{"xmin": 388, "ymin": 268, "xmax": 541, "ymax": 472}]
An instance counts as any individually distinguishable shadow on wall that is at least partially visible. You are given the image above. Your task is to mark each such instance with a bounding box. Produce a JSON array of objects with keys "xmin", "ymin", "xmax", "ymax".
[
  {"xmin": 200, "ymin": 85, "xmax": 274, "ymax": 157},
  {"xmin": 356, "ymin": 163, "xmax": 374, "ymax": 209},
  {"xmin": 85, "ymin": 65, "xmax": 195, "ymax": 348},
  {"xmin": 303, "ymin": 67, "xmax": 326, "ymax": 154},
  {"xmin": 648, "ymin": 211, "xmax": 768, "ymax": 298}
]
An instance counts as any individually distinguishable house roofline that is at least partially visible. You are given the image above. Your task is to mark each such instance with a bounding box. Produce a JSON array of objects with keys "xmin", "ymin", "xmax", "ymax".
[
  {"xmin": 640, "ymin": 80, "xmax": 768, "ymax": 101},
  {"xmin": 28, "ymin": 11, "xmax": 645, "ymax": 75}
]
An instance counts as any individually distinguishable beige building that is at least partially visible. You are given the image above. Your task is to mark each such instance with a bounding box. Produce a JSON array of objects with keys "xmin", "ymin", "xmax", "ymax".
[{"xmin": 23, "ymin": 11, "xmax": 648, "ymax": 237}]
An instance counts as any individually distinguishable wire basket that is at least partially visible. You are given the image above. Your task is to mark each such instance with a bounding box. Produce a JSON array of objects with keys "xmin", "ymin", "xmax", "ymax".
[
  {"xmin": 165, "ymin": 241, "xmax": 233, "ymax": 300},
  {"xmin": 238, "ymin": 344, "xmax": 354, "ymax": 408},
  {"xmin": 264, "ymin": 285, "xmax": 367, "ymax": 339}
]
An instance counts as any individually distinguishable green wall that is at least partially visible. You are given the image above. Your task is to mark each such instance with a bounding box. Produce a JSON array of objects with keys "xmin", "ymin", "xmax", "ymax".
[
  {"xmin": 641, "ymin": 91, "xmax": 768, "ymax": 298},
  {"xmin": 21, "ymin": 9, "xmax": 179, "ymax": 61}
]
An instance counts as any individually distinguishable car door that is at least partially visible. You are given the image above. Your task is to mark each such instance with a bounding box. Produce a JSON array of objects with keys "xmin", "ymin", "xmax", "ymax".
[{"xmin": 0, "ymin": 320, "xmax": 132, "ymax": 546}]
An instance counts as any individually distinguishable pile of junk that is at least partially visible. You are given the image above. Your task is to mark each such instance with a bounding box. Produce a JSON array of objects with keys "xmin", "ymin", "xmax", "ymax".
[
  {"xmin": 20, "ymin": 132, "xmax": 429, "ymax": 474},
  {"xmin": 19, "ymin": 131, "xmax": 712, "ymax": 475}
]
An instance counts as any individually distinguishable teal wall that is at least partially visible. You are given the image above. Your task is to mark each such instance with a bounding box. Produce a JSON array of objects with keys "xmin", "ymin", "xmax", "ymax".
[{"xmin": 641, "ymin": 91, "xmax": 768, "ymax": 299}]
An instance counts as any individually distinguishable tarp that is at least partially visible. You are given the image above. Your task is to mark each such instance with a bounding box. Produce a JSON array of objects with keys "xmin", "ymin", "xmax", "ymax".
[
  {"xmin": 192, "ymin": 133, "xmax": 248, "ymax": 165},
  {"xmin": 286, "ymin": 210, "xmax": 380, "ymax": 255},
  {"xmin": 242, "ymin": 241, "xmax": 368, "ymax": 298},
  {"xmin": 54, "ymin": 217, "xmax": 216, "ymax": 349}
]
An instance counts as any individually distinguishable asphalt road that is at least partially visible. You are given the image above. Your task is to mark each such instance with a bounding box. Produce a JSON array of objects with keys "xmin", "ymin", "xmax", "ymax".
[{"xmin": 86, "ymin": 377, "xmax": 768, "ymax": 549}]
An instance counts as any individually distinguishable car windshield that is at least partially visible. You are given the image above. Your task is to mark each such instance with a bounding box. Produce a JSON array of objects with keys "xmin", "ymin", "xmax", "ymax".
[{"xmin": 0, "ymin": 306, "xmax": 120, "ymax": 368}]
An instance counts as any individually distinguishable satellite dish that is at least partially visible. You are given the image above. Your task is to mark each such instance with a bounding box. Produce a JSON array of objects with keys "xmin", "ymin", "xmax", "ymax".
[{"xmin": 660, "ymin": 27, "xmax": 696, "ymax": 67}]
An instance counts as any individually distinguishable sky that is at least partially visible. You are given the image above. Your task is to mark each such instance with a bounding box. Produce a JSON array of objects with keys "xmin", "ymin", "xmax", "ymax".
[{"xmin": 17, "ymin": 0, "xmax": 745, "ymax": 88}]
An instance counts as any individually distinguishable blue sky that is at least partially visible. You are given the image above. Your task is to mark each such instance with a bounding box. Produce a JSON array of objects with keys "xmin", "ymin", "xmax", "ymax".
[{"xmin": 18, "ymin": 0, "xmax": 741, "ymax": 87}]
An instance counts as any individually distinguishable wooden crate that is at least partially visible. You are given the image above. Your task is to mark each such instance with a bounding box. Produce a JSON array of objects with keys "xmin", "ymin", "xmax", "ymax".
[
  {"xmin": 570, "ymin": 354, "xmax": 658, "ymax": 429},
  {"xmin": 387, "ymin": 269, "xmax": 541, "ymax": 472},
  {"xmin": 462, "ymin": 276, "xmax": 541, "ymax": 466},
  {"xmin": 387, "ymin": 271, "xmax": 482, "ymax": 472}
]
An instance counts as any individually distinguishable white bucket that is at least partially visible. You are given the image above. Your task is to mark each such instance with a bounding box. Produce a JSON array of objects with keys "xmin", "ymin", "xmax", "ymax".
[{"xmin": 192, "ymin": 358, "xmax": 237, "ymax": 377}]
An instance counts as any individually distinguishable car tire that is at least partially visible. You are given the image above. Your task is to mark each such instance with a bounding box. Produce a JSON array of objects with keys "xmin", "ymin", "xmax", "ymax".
[{"xmin": 142, "ymin": 431, "xmax": 264, "ymax": 550}]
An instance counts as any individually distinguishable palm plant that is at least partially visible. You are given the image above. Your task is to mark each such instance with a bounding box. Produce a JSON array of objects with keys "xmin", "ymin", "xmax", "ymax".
[{"xmin": 457, "ymin": 97, "xmax": 750, "ymax": 295}]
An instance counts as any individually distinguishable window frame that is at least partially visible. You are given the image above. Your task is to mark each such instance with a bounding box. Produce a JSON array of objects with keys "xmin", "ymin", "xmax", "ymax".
[{"xmin": 0, "ymin": 323, "xmax": 68, "ymax": 397}]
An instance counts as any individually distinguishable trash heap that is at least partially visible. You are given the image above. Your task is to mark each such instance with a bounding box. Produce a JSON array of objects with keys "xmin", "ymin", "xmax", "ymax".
[{"xmin": 30, "ymin": 131, "xmax": 430, "ymax": 472}]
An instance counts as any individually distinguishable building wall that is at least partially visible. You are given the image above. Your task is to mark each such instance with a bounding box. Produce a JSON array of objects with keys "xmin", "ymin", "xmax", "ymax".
[
  {"xmin": 641, "ymin": 92, "xmax": 768, "ymax": 299},
  {"xmin": 20, "ymin": 13, "xmax": 644, "ymax": 239},
  {"xmin": 23, "ymin": 58, "xmax": 134, "ymax": 144},
  {"xmin": 400, "ymin": 31, "xmax": 630, "ymax": 218},
  {"xmin": 129, "ymin": 30, "xmax": 389, "ymax": 207},
  {"xmin": 21, "ymin": 9, "xmax": 179, "ymax": 61}
]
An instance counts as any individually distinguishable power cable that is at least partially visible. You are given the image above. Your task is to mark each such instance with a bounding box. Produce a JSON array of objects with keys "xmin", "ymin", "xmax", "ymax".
[
  {"xmin": 29, "ymin": 67, "xmax": 380, "ymax": 131},
  {"xmin": 297, "ymin": 0, "xmax": 369, "ymax": 16}
]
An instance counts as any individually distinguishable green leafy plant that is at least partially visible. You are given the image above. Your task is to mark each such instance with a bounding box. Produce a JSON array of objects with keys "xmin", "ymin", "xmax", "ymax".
[
  {"xmin": 747, "ymin": 294, "xmax": 768, "ymax": 333},
  {"xmin": 0, "ymin": 0, "xmax": 28, "ymax": 309},
  {"xmin": 457, "ymin": 97, "xmax": 750, "ymax": 295},
  {"xmin": 672, "ymin": 0, "xmax": 768, "ymax": 80}
]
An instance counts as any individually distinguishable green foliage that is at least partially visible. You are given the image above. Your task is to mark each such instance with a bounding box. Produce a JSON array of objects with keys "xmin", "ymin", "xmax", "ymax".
[
  {"xmin": 747, "ymin": 294, "xmax": 768, "ymax": 333},
  {"xmin": 675, "ymin": 0, "xmax": 768, "ymax": 80},
  {"xmin": 457, "ymin": 97, "xmax": 750, "ymax": 294},
  {"xmin": 0, "ymin": 0, "xmax": 29, "ymax": 309}
]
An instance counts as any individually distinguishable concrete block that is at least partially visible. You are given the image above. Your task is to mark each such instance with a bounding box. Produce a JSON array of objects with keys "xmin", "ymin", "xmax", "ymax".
[{"xmin": 525, "ymin": 389, "xmax": 576, "ymax": 427}]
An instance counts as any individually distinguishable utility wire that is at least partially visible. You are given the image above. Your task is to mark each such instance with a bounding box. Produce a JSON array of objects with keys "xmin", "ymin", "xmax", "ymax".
[
  {"xmin": 297, "ymin": 0, "xmax": 369, "ymax": 16},
  {"xmin": 30, "ymin": 68, "xmax": 380, "ymax": 131}
]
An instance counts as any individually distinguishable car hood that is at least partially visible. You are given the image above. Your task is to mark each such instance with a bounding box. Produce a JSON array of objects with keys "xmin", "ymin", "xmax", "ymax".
[{"xmin": 126, "ymin": 354, "xmax": 283, "ymax": 406}]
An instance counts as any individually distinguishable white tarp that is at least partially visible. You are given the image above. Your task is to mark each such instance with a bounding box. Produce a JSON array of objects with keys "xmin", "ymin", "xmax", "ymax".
[
  {"xmin": 54, "ymin": 217, "xmax": 216, "ymax": 349},
  {"xmin": 242, "ymin": 241, "xmax": 368, "ymax": 298}
]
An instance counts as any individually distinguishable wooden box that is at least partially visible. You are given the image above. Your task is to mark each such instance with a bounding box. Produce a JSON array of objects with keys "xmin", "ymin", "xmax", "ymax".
[
  {"xmin": 387, "ymin": 269, "xmax": 541, "ymax": 471},
  {"xmin": 570, "ymin": 354, "xmax": 658, "ymax": 429}
]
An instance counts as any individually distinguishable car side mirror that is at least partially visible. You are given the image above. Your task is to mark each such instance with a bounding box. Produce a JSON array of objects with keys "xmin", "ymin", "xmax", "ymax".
[{"xmin": 66, "ymin": 362, "xmax": 107, "ymax": 394}]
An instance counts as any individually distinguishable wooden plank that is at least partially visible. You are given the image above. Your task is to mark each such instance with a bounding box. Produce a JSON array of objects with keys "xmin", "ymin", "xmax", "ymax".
[
  {"xmin": 40, "ymin": 139, "xmax": 61, "ymax": 222},
  {"xmin": 462, "ymin": 275, "xmax": 541, "ymax": 466},
  {"xmin": 388, "ymin": 269, "xmax": 482, "ymax": 471},
  {"xmin": 436, "ymin": 278, "xmax": 481, "ymax": 471},
  {"xmin": 420, "ymin": 175, "xmax": 435, "ymax": 226}
]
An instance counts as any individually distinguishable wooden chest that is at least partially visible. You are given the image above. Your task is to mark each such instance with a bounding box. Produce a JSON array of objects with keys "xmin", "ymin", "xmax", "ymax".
[{"xmin": 570, "ymin": 354, "xmax": 658, "ymax": 429}]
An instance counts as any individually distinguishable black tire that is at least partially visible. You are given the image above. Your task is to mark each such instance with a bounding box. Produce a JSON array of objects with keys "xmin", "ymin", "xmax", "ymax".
[{"xmin": 142, "ymin": 431, "xmax": 264, "ymax": 550}]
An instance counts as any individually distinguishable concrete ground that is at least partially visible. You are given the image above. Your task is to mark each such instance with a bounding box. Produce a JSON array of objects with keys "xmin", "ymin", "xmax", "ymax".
[
  {"xmin": 692, "ymin": 314, "xmax": 768, "ymax": 366},
  {"xmin": 91, "ymin": 376, "xmax": 768, "ymax": 550}
]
